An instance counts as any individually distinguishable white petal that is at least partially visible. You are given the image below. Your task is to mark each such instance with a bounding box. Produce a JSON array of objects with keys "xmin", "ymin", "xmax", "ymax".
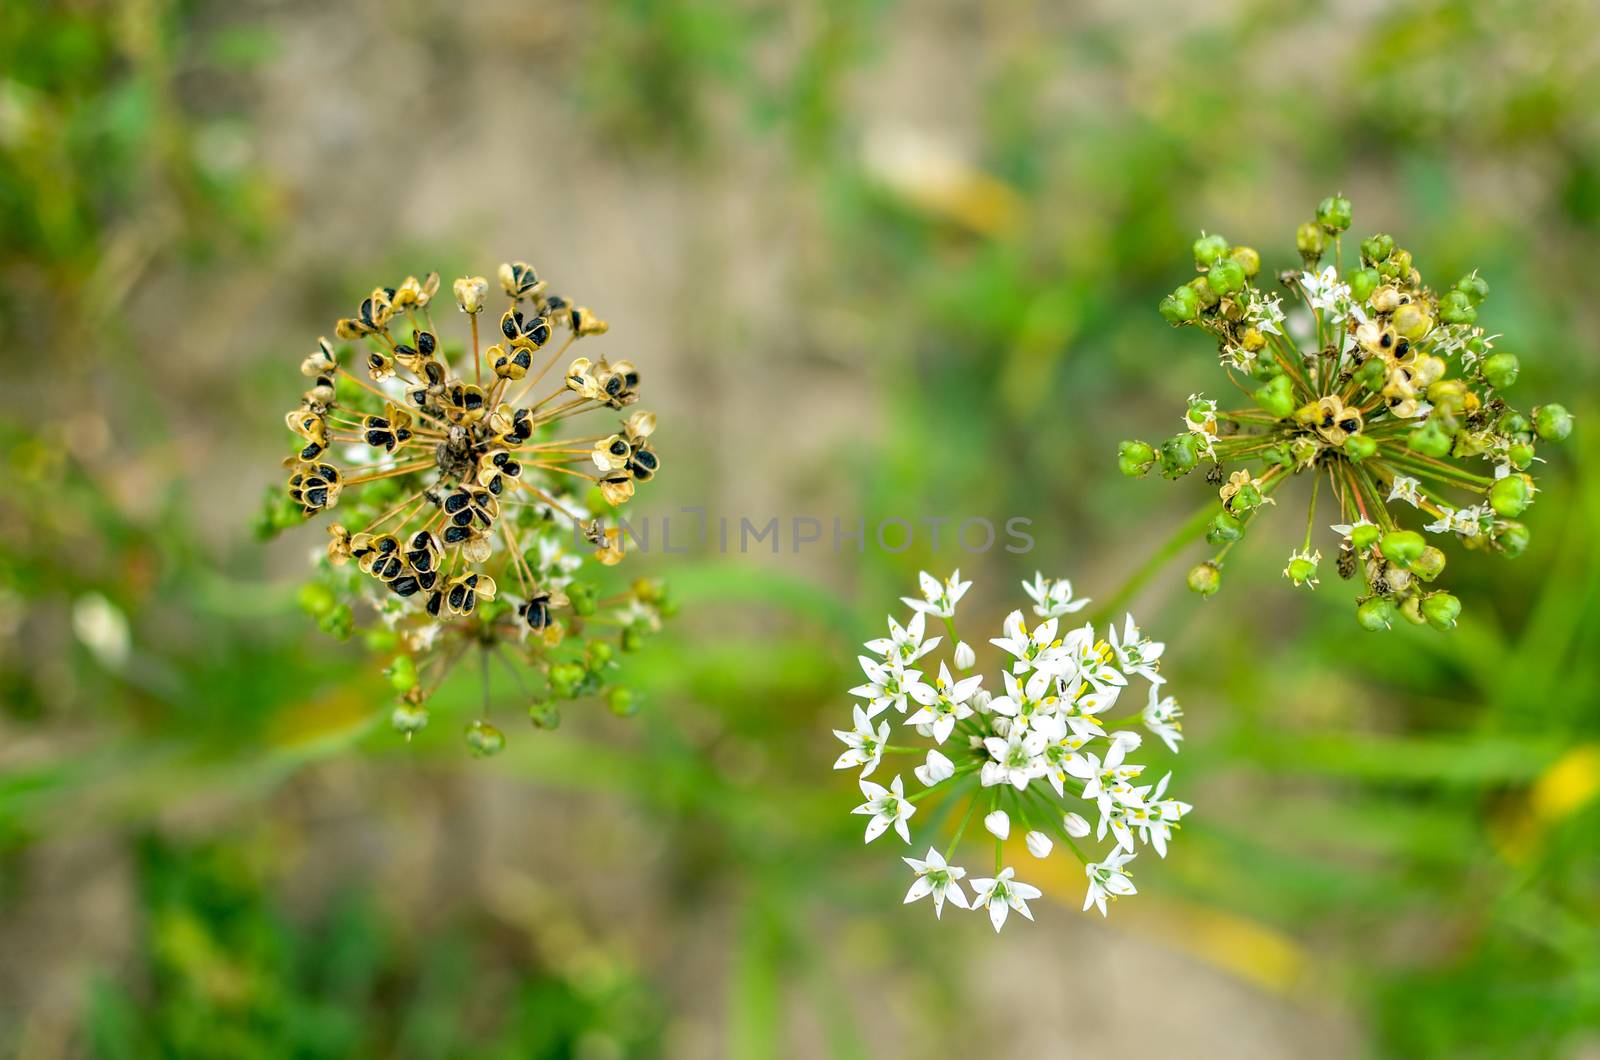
[
  {"xmin": 904, "ymin": 876, "xmax": 934, "ymax": 903},
  {"xmin": 988, "ymin": 898, "xmax": 1009, "ymax": 932}
]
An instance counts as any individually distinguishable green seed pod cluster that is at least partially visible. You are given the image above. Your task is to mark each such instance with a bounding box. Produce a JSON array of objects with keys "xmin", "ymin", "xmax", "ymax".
[{"xmin": 1126, "ymin": 197, "xmax": 1571, "ymax": 628}]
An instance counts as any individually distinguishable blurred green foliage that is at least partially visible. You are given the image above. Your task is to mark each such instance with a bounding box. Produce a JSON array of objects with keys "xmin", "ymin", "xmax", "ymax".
[{"xmin": 3, "ymin": 0, "xmax": 1599, "ymax": 1057}]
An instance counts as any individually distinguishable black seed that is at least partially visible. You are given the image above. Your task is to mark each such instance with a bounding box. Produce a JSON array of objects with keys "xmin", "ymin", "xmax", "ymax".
[
  {"xmin": 633, "ymin": 449, "xmax": 657, "ymax": 471},
  {"xmin": 444, "ymin": 492, "xmax": 468, "ymax": 513},
  {"xmin": 452, "ymin": 509, "xmax": 474, "ymax": 527},
  {"xmin": 391, "ymin": 576, "xmax": 420, "ymax": 597},
  {"xmin": 448, "ymin": 585, "xmax": 466, "ymax": 610},
  {"xmin": 443, "ymin": 525, "xmax": 472, "ymax": 544},
  {"xmin": 417, "ymin": 331, "xmax": 436, "ymax": 355},
  {"xmin": 305, "ymin": 488, "xmax": 327, "ymax": 507}
]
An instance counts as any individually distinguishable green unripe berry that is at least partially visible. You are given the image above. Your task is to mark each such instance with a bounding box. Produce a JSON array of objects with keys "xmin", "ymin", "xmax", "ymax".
[
  {"xmin": 1286, "ymin": 556, "xmax": 1318, "ymax": 586},
  {"xmin": 1412, "ymin": 546, "xmax": 1447, "ymax": 582},
  {"xmin": 1392, "ymin": 303, "xmax": 1433, "ymax": 341},
  {"xmin": 1422, "ymin": 592, "xmax": 1461, "ymax": 631},
  {"xmin": 1316, "ymin": 194, "xmax": 1353, "ymax": 233},
  {"xmin": 1494, "ymin": 520, "xmax": 1530, "ymax": 558},
  {"xmin": 528, "ymin": 700, "xmax": 562, "ymax": 730},
  {"xmin": 1159, "ymin": 285, "xmax": 1201, "ymax": 322},
  {"xmin": 1347, "ymin": 266, "xmax": 1379, "ymax": 303},
  {"xmin": 1344, "ymin": 434, "xmax": 1378, "ymax": 462},
  {"xmin": 1226, "ymin": 482, "xmax": 1264, "ymax": 515},
  {"xmin": 1350, "ymin": 523, "xmax": 1381, "ymax": 552},
  {"xmin": 607, "ymin": 687, "xmax": 639, "ymax": 717},
  {"xmin": 1158, "ymin": 434, "xmax": 1201, "ymax": 479},
  {"xmin": 1296, "ymin": 221, "xmax": 1325, "ymax": 260},
  {"xmin": 1189, "ymin": 276, "xmax": 1221, "ymax": 309},
  {"xmin": 1192, "ymin": 232, "xmax": 1230, "ymax": 267},
  {"xmin": 1437, "ymin": 289, "xmax": 1476, "ymax": 325},
  {"xmin": 549, "ymin": 661, "xmax": 586, "ymax": 698},
  {"xmin": 1360, "ymin": 233, "xmax": 1395, "ymax": 263},
  {"xmin": 318, "ymin": 603, "xmax": 354, "ymax": 641},
  {"xmin": 298, "ymin": 582, "xmax": 336, "ymax": 617},
  {"xmin": 1205, "ymin": 257, "xmax": 1247, "ymax": 295},
  {"xmin": 1488, "ymin": 474, "xmax": 1532, "ymax": 517},
  {"xmin": 465, "ymin": 720, "xmax": 505, "ymax": 757},
  {"xmin": 1356, "ymin": 597, "xmax": 1397, "ymax": 631},
  {"xmin": 1497, "ymin": 410, "xmax": 1531, "ymax": 436},
  {"xmin": 386, "ymin": 655, "xmax": 417, "ymax": 693},
  {"xmin": 587, "ymin": 640, "xmax": 616, "ymax": 666},
  {"xmin": 1455, "ymin": 273, "xmax": 1489, "ymax": 305},
  {"xmin": 1261, "ymin": 443, "xmax": 1294, "ymax": 468},
  {"xmin": 621, "ymin": 626, "xmax": 645, "ymax": 652},
  {"xmin": 391, "ymin": 703, "xmax": 429, "ymax": 735},
  {"xmin": 567, "ymin": 581, "xmax": 598, "ymax": 616},
  {"xmin": 1229, "ymin": 245, "xmax": 1261, "ymax": 277},
  {"xmin": 1118, "ymin": 439, "xmax": 1157, "ymax": 477},
  {"xmin": 1187, "ymin": 562, "xmax": 1221, "ymax": 597},
  {"xmin": 1534, "ymin": 403, "xmax": 1573, "ymax": 442},
  {"xmin": 1507, "ymin": 441, "xmax": 1535, "ymax": 469},
  {"xmin": 1379, "ymin": 530, "xmax": 1426, "ymax": 568},
  {"xmin": 1354, "ymin": 357, "xmax": 1386, "ymax": 391},
  {"xmin": 1206, "ymin": 512, "xmax": 1245, "ymax": 545},
  {"xmin": 1253, "ymin": 374, "xmax": 1296, "ymax": 419},
  {"xmin": 1481, "ymin": 352, "xmax": 1519, "ymax": 390},
  {"xmin": 1407, "ymin": 421, "xmax": 1454, "ymax": 458}
]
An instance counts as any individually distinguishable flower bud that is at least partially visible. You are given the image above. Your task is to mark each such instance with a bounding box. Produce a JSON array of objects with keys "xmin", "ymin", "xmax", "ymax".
[
  {"xmin": 1534, "ymin": 403, "xmax": 1573, "ymax": 442},
  {"xmin": 1360, "ymin": 233, "xmax": 1395, "ymax": 263},
  {"xmin": 1412, "ymin": 546, "xmax": 1447, "ymax": 582},
  {"xmin": 915, "ymin": 749, "xmax": 955, "ymax": 787},
  {"xmin": 1316, "ymin": 194, "xmax": 1353, "ymax": 233},
  {"xmin": 1205, "ymin": 257, "xmax": 1247, "ymax": 296},
  {"xmin": 1494, "ymin": 520, "xmax": 1530, "ymax": 558},
  {"xmin": 1192, "ymin": 232, "xmax": 1230, "ymax": 267},
  {"xmin": 1229, "ymin": 245, "xmax": 1261, "ymax": 277},
  {"xmin": 1481, "ymin": 352, "xmax": 1519, "ymax": 390},
  {"xmin": 1118, "ymin": 439, "xmax": 1157, "ymax": 477},
  {"xmin": 453, "ymin": 276, "xmax": 489, "ymax": 314},
  {"xmin": 1379, "ymin": 530, "xmax": 1425, "ymax": 568},
  {"xmin": 1063, "ymin": 812, "xmax": 1090, "ymax": 837},
  {"xmin": 1344, "ymin": 434, "xmax": 1377, "ymax": 462},
  {"xmin": 1347, "ymin": 266, "xmax": 1379, "ymax": 304},
  {"xmin": 1422, "ymin": 592, "xmax": 1461, "ymax": 631},
  {"xmin": 954, "ymin": 641, "xmax": 976, "ymax": 670},
  {"xmin": 528, "ymin": 700, "xmax": 562, "ymax": 729},
  {"xmin": 1025, "ymin": 830, "xmax": 1054, "ymax": 858},
  {"xmin": 1206, "ymin": 512, "xmax": 1244, "ymax": 545},
  {"xmin": 1297, "ymin": 221, "xmax": 1325, "ymax": 261},
  {"xmin": 1253, "ymin": 374, "xmax": 1296, "ymax": 419},
  {"xmin": 1356, "ymin": 597, "xmax": 1397, "ymax": 631},
  {"xmin": 1187, "ymin": 562, "xmax": 1221, "ymax": 597},
  {"xmin": 1159, "ymin": 285, "xmax": 1202, "ymax": 322},
  {"xmin": 465, "ymin": 719, "xmax": 506, "ymax": 757},
  {"xmin": 1488, "ymin": 474, "xmax": 1532, "ymax": 517},
  {"xmin": 984, "ymin": 810, "xmax": 1011, "ymax": 840},
  {"xmin": 1455, "ymin": 273, "xmax": 1489, "ymax": 305}
]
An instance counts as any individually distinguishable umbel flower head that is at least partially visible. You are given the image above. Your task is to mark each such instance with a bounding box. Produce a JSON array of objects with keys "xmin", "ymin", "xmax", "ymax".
[
  {"xmin": 1120, "ymin": 196, "xmax": 1573, "ymax": 631},
  {"xmin": 837, "ymin": 571, "xmax": 1191, "ymax": 931},
  {"xmin": 259, "ymin": 263, "xmax": 672, "ymax": 751}
]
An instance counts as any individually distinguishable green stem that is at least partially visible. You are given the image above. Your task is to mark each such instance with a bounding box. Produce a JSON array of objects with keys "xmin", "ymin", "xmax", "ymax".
[{"xmin": 1090, "ymin": 499, "xmax": 1216, "ymax": 624}]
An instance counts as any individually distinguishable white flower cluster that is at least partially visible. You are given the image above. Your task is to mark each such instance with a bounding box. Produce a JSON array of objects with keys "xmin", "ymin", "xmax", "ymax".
[{"xmin": 835, "ymin": 571, "xmax": 1191, "ymax": 931}]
